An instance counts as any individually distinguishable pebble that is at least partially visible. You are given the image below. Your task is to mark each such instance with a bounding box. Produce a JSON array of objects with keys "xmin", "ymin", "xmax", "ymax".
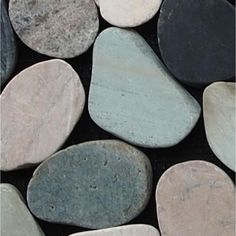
[
  {"xmin": 203, "ymin": 82, "xmax": 235, "ymax": 172},
  {"xmin": 97, "ymin": 0, "xmax": 162, "ymax": 27},
  {"xmin": 89, "ymin": 27, "xmax": 201, "ymax": 148},
  {"xmin": 157, "ymin": 0, "xmax": 235, "ymax": 86},
  {"xmin": 1, "ymin": 184, "xmax": 45, "ymax": 236},
  {"xmin": 69, "ymin": 224, "xmax": 160, "ymax": 236},
  {"xmin": 155, "ymin": 161, "xmax": 235, "ymax": 236},
  {"xmin": 27, "ymin": 140, "xmax": 152, "ymax": 229},
  {"xmin": 8, "ymin": 0, "xmax": 99, "ymax": 58},
  {"xmin": 1, "ymin": 0, "xmax": 17, "ymax": 86},
  {"xmin": 0, "ymin": 59, "xmax": 85, "ymax": 171}
]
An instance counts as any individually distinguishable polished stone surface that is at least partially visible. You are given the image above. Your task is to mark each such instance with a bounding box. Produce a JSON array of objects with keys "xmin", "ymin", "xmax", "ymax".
[
  {"xmin": 156, "ymin": 161, "xmax": 235, "ymax": 236},
  {"xmin": 203, "ymin": 82, "xmax": 235, "ymax": 172},
  {"xmin": 1, "ymin": 59, "xmax": 85, "ymax": 171},
  {"xmin": 158, "ymin": 0, "xmax": 235, "ymax": 86},
  {"xmin": 69, "ymin": 225, "xmax": 160, "ymax": 236},
  {"xmin": 9, "ymin": 0, "xmax": 99, "ymax": 58},
  {"xmin": 1, "ymin": 0, "xmax": 17, "ymax": 85},
  {"xmin": 89, "ymin": 27, "xmax": 201, "ymax": 148},
  {"xmin": 1, "ymin": 183, "xmax": 45, "ymax": 236},
  {"xmin": 97, "ymin": 0, "xmax": 162, "ymax": 27},
  {"xmin": 27, "ymin": 140, "xmax": 152, "ymax": 229}
]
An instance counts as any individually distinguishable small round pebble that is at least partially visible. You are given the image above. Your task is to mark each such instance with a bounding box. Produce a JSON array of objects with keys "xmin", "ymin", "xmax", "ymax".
[
  {"xmin": 97, "ymin": 0, "xmax": 162, "ymax": 27},
  {"xmin": 9, "ymin": 0, "xmax": 99, "ymax": 58},
  {"xmin": 27, "ymin": 140, "xmax": 152, "ymax": 229},
  {"xmin": 1, "ymin": 59, "xmax": 85, "ymax": 171},
  {"xmin": 156, "ymin": 161, "xmax": 235, "ymax": 236}
]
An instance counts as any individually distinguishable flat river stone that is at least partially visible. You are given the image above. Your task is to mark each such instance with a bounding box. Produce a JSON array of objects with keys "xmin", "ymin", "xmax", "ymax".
[
  {"xmin": 69, "ymin": 224, "xmax": 160, "ymax": 236},
  {"xmin": 1, "ymin": 184, "xmax": 45, "ymax": 236},
  {"xmin": 9, "ymin": 0, "xmax": 99, "ymax": 58},
  {"xmin": 156, "ymin": 161, "xmax": 235, "ymax": 236},
  {"xmin": 27, "ymin": 140, "xmax": 152, "ymax": 229},
  {"xmin": 1, "ymin": 59, "xmax": 85, "ymax": 171},
  {"xmin": 203, "ymin": 82, "xmax": 235, "ymax": 172},
  {"xmin": 97, "ymin": 0, "xmax": 162, "ymax": 27},
  {"xmin": 89, "ymin": 27, "xmax": 201, "ymax": 148},
  {"xmin": 1, "ymin": 0, "xmax": 17, "ymax": 86},
  {"xmin": 157, "ymin": 0, "xmax": 235, "ymax": 86}
]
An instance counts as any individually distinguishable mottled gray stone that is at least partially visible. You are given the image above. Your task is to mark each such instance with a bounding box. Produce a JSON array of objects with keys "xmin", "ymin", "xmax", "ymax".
[
  {"xmin": 89, "ymin": 27, "xmax": 201, "ymax": 148},
  {"xmin": 69, "ymin": 224, "xmax": 160, "ymax": 236},
  {"xmin": 1, "ymin": 0, "xmax": 17, "ymax": 85},
  {"xmin": 27, "ymin": 140, "xmax": 152, "ymax": 229},
  {"xmin": 1, "ymin": 184, "xmax": 45, "ymax": 236},
  {"xmin": 203, "ymin": 82, "xmax": 235, "ymax": 172},
  {"xmin": 156, "ymin": 161, "xmax": 235, "ymax": 236},
  {"xmin": 9, "ymin": 0, "xmax": 99, "ymax": 58}
]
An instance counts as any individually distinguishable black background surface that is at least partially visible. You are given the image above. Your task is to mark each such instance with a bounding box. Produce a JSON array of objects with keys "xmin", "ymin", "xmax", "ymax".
[{"xmin": 1, "ymin": 1, "xmax": 235, "ymax": 235}]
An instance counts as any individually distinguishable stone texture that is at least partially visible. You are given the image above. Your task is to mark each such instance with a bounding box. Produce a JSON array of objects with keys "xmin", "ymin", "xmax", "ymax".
[
  {"xmin": 1, "ymin": 183, "xmax": 45, "ymax": 236},
  {"xmin": 0, "ymin": 59, "xmax": 85, "ymax": 171},
  {"xmin": 69, "ymin": 224, "xmax": 160, "ymax": 236},
  {"xmin": 89, "ymin": 27, "xmax": 201, "ymax": 148},
  {"xmin": 27, "ymin": 140, "xmax": 152, "ymax": 229},
  {"xmin": 203, "ymin": 82, "xmax": 235, "ymax": 172},
  {"xmin": 97, "ymin": 0, "xmax": 162, "ymax": 27},
  {"xmin": 157, "ymin": 0, "xmax": 235, "ymax": 86},
  {"xmin": 9, "ymin": 0, "xmax": 99, "ymax": 58},
  {"xmin": 156, "ymin": 161, "xmax": 235, "ymax": 236},
  {"xmin": 1, "ymin": 0, "xmax": 17, "ymax": 86}
]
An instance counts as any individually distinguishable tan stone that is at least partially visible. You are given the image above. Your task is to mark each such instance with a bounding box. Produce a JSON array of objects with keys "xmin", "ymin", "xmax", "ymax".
[
  {"xmin": 156, "ymin": 161, "xmax": 235, "ymax": 236},
  {"xmin": 0, "ymin": 59, "xmax": 85, "ymax": 171},
  {"xmin": 69, "ymin": 224, "xmax": 160, "ymax": 236}
]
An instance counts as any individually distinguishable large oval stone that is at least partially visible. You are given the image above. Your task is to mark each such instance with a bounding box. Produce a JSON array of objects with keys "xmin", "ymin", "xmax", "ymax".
[
  {"xmin": 1, "ymin": 184, "xmax": 45, "ymax": 236},
  {"xmin": 27, "ymin": 140, "xmax": 152, "ymax": 229},
  {"xmin": 1, "ymin": 0, "xmax": 17, "ymax": 86},
  {"xmin": 156, "ymin": 161, "xmax": 235, "ymax": 236},
  {"xmin": 0, "ymin": 59, "xmax": 85, "ymax": 171},
  {"xmin": 89, "ymin": 27, "xmax": 201, "ymax": 148},
  {"xmin": 69, "ymin": 225, "xmax": 160, "ymax": 236},
  {"xmin": 157, "ymin": 0, "xmax": 235, "ymax": 86},
  {"xmin": 203, "ymin": 82, "xmax": 235, "ymax": 172},
  {"xmin": 9, "ymin": 0, "xmax": 99, "ymax": 58},
  {"xmin": 97, "ymin": 0, "xmax": 162, "ymax": 27}
]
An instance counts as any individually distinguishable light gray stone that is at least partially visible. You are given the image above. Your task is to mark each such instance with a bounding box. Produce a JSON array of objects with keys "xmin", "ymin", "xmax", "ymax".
[
  {"xmin": 89, "ymin": 27, "xmax": 201, "ymax": 148},
  {"xmin": 156, "ymin": 161, "xmax": 235, "ymax": 236},
  {"xmin": 203, "ymin": 82, "xmax": 235, "ymax": 172},
  {"xmin": 9, "ymin": 0, "xmax": 99, "ymax": 58},
  {"xmin": 1, "ymin": 184, "xmax": 45, "ymax": 236},
  {"xmin": 1, "ymin": 59, "xmax": 85, "ymax": 171}
]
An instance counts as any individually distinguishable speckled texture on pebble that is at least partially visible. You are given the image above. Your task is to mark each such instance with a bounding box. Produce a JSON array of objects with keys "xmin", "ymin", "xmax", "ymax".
[
  {"xmin": 27, "ymin": 140, "xmax": 153, "ymax": 229},
  {"xmin": 1, "ymin": 0, "xmax": 17, "ymax": 85},
  {"xmin": 1, "ymin": 184, "xmax": 45, "ymax": 236},
  {"xmin": 8, "ymin": 0, "xmax": 99, "ymax": 58},
  {"xmin": 203, "ymin": 82, "xmax": 235, "ymax": 172},
  {"xmin": 89, "ymin": 27, "xmax": 201, "ymax": 148},
  {"xmin": 156, "ymin": 161, "xmax": 235, "ymax": 236}
]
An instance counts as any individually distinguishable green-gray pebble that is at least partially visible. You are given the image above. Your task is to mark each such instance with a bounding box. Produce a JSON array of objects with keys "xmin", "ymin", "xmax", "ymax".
[
  {"xmin": 27, "ymin": 140, "xmax": 152, "ymax": 229},
  {"xmin": 89, "ymin": 27, "xmax": 201, "ymax": 148}
]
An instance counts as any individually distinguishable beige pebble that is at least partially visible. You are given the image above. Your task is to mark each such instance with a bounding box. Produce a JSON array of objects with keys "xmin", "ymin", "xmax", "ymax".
[
  {"xmin": 156, "ymin": 161, "xmax": 235, "ymax": 236},
  {"xmin": 0, "ymin": 59, "xmax": 85, "ymax": 171}
]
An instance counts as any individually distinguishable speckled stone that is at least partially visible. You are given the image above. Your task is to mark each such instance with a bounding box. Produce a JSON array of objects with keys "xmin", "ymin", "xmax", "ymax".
[
  {"xmin": 203, "ymin": 82, "xmax": 235, "ymax": 172},
  {"xmin": 1, "ymin": 184, "xmax": 45, "ymax": 236},
  {"xmin": 9, "ymin": 0, "xmax": 99, "ymax": 58},
  {"xmin": 156, "ymin": 161, "xmax": 235, "ymax": 236},
  {"xmin": 157, "ymin": 0, "xmax": 235, "ymax": 86},
  {"xmin": 1, "ymin": 0, "xmax": 17, "ymax": 85},
  {"xmin": 89, "ymin": 27, "xmax": 201, "ymax": 148},
  {"xmin": 97, "ymin": 0, "xmax": 162, "ymax": 27},
  {"xmin": 27, "ymin": 140, "xmax": 152, "ymax": 229},
  {"xmin": 1, "ymin": 59, "xmax": 85, "ymax": 171},
  {"xmin": 69, "ymin": 224, "xmax": 160, "ymax": 236}
]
